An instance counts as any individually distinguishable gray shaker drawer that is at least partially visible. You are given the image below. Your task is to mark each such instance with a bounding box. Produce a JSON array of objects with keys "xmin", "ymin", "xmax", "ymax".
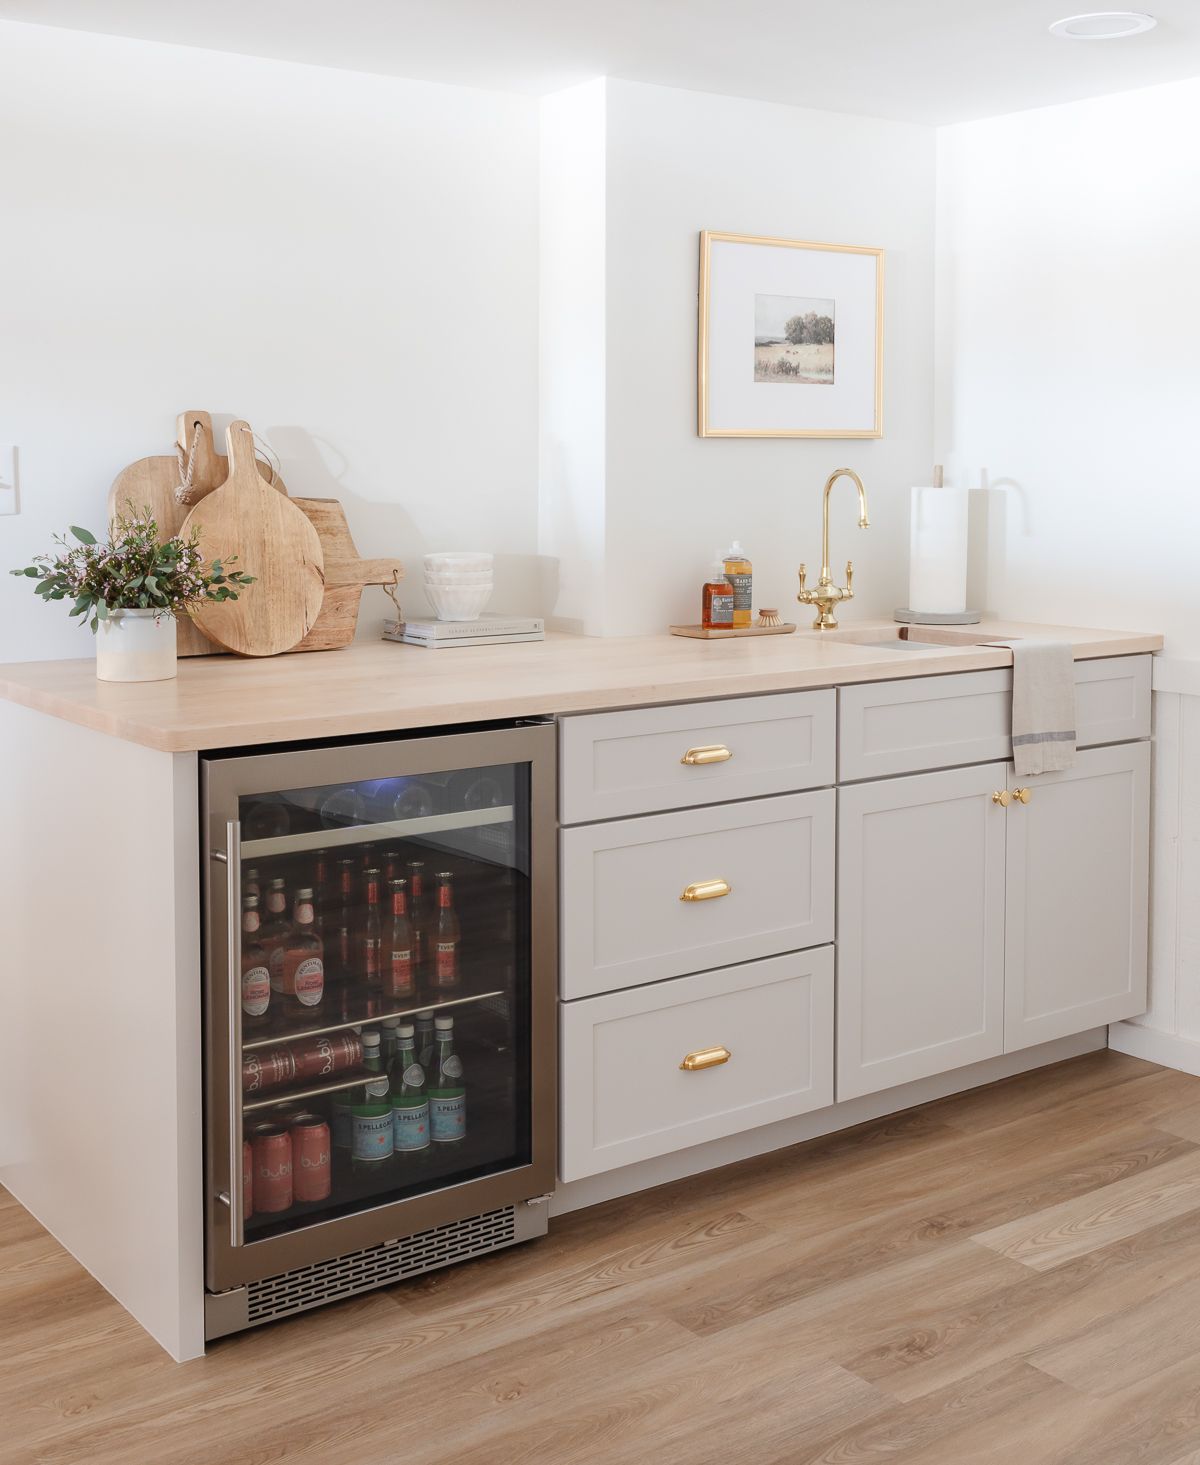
[
  {"xmin": 838, "ymin": 655, "xmax": 1150, "ymax": 781},
  {"xmin": 560, "ymin": 790, "xmax": 835, "ymax": 999},
  {"xmin": 559, "ymin": 690, "xmax": 835, "ymax": 824}
]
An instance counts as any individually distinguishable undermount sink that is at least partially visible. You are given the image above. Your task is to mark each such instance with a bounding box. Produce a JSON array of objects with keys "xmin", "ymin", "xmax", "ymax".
[{"xmin": 808, "ymin": 626, "xmax": 1009, "ymax": 653}]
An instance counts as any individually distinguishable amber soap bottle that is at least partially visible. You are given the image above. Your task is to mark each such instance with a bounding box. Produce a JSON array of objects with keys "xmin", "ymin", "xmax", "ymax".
[
  {"xmin": 701, "ymin": 560, "xmax": 735, "ymax": 630},
  {"xmin": 722, "ymin": 541, "xmax": 753, "ymax": 628}
]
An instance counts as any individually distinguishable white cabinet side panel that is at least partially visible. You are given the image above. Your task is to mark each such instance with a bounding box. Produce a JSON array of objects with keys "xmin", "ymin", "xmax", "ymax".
[
  {"xmin": 0, "ymin": 704, "xmax": 202, "ymax": 1360},
  {"xmin": 1142, "ymin": 689, "xmax": 1181, "ymax": 1035}
]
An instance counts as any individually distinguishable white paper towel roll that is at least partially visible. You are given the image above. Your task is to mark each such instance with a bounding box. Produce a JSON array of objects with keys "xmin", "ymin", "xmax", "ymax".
[{"xmin": 909, "ymin": 486, "xmax": 969, "ymax": 614}]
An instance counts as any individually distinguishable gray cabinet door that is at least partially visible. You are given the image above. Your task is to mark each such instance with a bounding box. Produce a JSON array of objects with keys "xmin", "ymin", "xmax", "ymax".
[
  {"xmin": 837, "ymin": 762, "xmax": 1007, "ymax": 1100},
  {"xmin": 1004, "ymin": 741, "xmax": 1150, "ymax": 1051}
]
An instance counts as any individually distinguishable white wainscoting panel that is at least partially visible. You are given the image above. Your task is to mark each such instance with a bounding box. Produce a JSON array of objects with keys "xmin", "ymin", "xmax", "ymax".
[{"xmin": 1111, "ymin": 664, "xmax": 1200, "ymax": 1072}]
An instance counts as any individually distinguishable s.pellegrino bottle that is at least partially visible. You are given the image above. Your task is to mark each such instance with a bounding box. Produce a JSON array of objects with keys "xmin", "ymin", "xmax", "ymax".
[
  {"xmin": 429, "ymin": 1015, "xmax": 466, "ymax": 1143},
  {"xmin": 389, "ymin": 1024, "xmax": 430, "ymax": 1154},
  {"xmin": 415, "ymin": 1010, "xmax": 435, "ymax": 1072},
  {"xmin": 351, "ymin": 1031, "xmax": 393, "ymax": 1166}
]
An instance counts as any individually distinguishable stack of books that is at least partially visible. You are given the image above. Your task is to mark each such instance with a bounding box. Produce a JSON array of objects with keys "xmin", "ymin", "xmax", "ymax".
[{"xmin": 383, "ymin": 615, "xmax": 545, "ymax": 648}]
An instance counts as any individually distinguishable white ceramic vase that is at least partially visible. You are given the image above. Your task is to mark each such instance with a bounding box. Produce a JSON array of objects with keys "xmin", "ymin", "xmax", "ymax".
[{"xmin": 94, "ymin": 608, "xmax": 178, "ymax": 682}]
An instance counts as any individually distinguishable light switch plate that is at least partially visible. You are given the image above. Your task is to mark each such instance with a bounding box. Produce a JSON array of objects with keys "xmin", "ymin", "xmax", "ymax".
[{"xmin": 0, "ymin": 444, "xmax": 17, "ymax": 515}]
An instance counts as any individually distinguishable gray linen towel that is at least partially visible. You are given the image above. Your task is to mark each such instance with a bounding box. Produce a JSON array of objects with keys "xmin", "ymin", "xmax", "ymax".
[{"xmin": 1009, "ymin": 639, "xmax": 1077, "ymax": 776}]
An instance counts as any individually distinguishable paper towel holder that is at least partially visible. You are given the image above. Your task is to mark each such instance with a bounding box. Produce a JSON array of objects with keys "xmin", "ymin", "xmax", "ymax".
[{"xmin": 896, "ymin": 464, "xmax": 981, "ymax": 625}]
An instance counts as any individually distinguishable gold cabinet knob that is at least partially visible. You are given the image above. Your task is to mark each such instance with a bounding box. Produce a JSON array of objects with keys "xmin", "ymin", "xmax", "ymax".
[
  {"xmin": 680, "ymin": 1046, "xmax": 731, "ymax": 1071},
  {"xmin": 681, "ymin": 744, "xmax": 733, "ymax": 766},
  {"xmin": 992, "ymin": 790, "xmax": 1012, "ymax": 807},
  {"xmin": 680, "ymin": 878, "xmax": 732, "ymax": 902},
  {"xmin": 1013, "ymin": 787, "xmax": 1031, "ymax": 804}
]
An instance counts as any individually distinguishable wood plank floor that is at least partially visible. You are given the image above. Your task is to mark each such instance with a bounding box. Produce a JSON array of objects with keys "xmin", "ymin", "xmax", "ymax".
[{"xmin": 9, "ymin": 1050, "xmax": 1200, "ymax": 1464}]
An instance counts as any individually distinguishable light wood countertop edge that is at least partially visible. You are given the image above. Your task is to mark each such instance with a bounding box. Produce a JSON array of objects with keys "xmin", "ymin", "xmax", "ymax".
[{"xmin": 0, "ymin": 623, "xmax": 1164, "ymax": 755}]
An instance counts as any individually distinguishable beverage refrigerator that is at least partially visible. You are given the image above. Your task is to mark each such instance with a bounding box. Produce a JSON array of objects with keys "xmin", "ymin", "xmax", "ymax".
[{"xmin": 200, "ymin": 719, "xmax": 556, "ymax": 1340}]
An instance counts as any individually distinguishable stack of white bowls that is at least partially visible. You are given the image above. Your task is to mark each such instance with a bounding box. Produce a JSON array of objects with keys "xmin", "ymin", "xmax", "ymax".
[{"xmin": 424, "ymin": 552, "xmax": 494, "ymax": 621}]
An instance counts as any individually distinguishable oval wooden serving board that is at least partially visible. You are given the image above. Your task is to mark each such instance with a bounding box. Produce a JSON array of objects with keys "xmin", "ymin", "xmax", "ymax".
[
  {"xmin": 181, "ymin": 421, "xmax": 325, "ymax": 656},
  {"xmin": 108, "ymin": 410, "xmax": 280, "ymax": 657}
]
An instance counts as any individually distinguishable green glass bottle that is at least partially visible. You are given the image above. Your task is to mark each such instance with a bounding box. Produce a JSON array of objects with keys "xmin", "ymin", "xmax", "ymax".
[
  {"xmin": 428, "ymin": 1015, "xmax": 466, "ymax": 1144},
  {"xmin": 389, "ymin": 1023, "xmax": 430, "ymax": 1154},
  {"xmin": 350, "ymin": 1030, "xmax": 393, "ymax": 1168},
  {"xmin": 415, "ymin": 1010, "xmax": 435, "ymax": 1071}
]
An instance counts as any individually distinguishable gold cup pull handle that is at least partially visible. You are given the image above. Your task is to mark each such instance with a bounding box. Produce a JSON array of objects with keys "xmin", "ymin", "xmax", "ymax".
[
  {"xmin": 681, "ymin": 744, "xmax": 733, "ymax": 766},
  {"xmin": 680, "ymin": 1045, "xmax": 731, "ymax": 1072},
  {"xmin": 1013, "ymin": 787, "xmax": 1031, "ymax": 804},
  {"xmin": 680, "ymin": 878, "xmax": 732, "ymax": 902},
  {"xmin": 992, "ymin": 790, "xmax": 1012, "ymax": 807}
]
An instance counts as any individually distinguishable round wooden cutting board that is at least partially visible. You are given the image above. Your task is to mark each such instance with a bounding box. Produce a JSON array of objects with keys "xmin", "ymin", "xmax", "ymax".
[
  {"xmin": 108, "ymin": 411, "xmax": 282, "ymax": 657},
  {"xmin": 181, "ymin": 421, "xmax": 324, "ymax": 656}
]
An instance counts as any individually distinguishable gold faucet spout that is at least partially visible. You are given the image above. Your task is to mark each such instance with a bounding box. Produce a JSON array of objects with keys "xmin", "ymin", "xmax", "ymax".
[
  {"xmin": 799, "ymin": 468, "xmax": 870, "ymax": 630},
  {"xmin": 820, "ymin": 468, "xmax": 869, "ymax": 580}
]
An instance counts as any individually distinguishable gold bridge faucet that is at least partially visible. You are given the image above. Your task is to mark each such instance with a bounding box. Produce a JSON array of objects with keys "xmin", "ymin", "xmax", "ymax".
[{"xmin": 797, "ymin": 468, "xmax": 870, "ymax": 630}]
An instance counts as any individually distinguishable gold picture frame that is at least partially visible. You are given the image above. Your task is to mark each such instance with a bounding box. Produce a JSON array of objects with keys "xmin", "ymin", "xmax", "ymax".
[{"xmin": 698, "ymin": 231, "xmax": 884, "ymax": 439}]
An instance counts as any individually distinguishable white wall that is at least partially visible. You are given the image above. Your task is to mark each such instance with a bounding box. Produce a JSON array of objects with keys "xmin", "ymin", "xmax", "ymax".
[
  {"xmin": 600, "ymin": 80, "xmax": 936, "ymax": 635},
  {"xmin": 935, "ymin": 78, "xmax": 1200, "ymax": 1070},
  {"xmin": 0, "ymin": 21, "xmax": 540, "ymax": 663},
  {"xmin": 538, "ymin": 79, "xmax": 607, "ymax": 636},
  {"xmin": 936, "ymin": 79, "xmax": 1200, "ymax": 655}
]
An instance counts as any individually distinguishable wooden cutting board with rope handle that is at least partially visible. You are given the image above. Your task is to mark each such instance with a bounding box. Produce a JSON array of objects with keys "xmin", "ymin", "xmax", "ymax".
[
  {"xmin": 289, "ymin": 499, "xmax": 404, "ymax": 652},
  {"xmin": 108, "ymin": 411, "xmax": 280, "ymax": 656},
  {"xmin": 180, "ymin": 421, "xmax": 324, "ymax": 656}
]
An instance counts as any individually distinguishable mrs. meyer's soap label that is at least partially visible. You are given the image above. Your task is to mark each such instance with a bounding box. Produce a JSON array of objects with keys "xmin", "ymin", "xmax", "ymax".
[{"xmin": 725, "ymin": 572, "xmax": 752, "ymax": 616}]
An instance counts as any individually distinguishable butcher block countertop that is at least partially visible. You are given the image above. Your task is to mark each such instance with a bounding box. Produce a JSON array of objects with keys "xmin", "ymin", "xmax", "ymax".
[{"xmin": 0, "ymin": 619, "xmax": 1163, "ymax": 754}]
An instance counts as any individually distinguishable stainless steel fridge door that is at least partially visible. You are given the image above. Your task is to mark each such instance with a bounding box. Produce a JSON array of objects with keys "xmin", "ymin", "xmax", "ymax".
[{"xmin": 201, "ymin": 722, "xmax": 557, "ymax": 1292}]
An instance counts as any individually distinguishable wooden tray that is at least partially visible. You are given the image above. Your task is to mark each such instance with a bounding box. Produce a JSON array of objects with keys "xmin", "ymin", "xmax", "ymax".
[{"xmin": 670, "ymin": 623, "xmax": 797, "ymax": 639}]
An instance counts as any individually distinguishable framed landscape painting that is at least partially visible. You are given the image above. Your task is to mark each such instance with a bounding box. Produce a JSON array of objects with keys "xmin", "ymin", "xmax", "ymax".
[{"xmin": 698, "ymin": 231, "xmax": 884, "ymax": 438}]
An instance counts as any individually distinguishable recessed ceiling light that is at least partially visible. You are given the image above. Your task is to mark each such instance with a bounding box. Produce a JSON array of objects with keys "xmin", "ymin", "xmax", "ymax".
[{"xmin": 1049, "ymin": 11, "xmax": 1158, "ymax": 39}]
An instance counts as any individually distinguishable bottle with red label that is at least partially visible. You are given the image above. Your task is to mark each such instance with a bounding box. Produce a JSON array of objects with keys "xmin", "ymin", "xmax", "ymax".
[
  {"xmin": 269, "ymin": 887, "xmax": 325, "ymax": 1009},
  {"xmin": 310, "ymin": 854, "xmax": 331, "ymax": 937},
  {"xmin": 433, "ymin": 870, "xmax": 461, "ymax": 990},
  {"xmin": 240, "ymin": 894, "xmax": 272, "ymax": 1024},
  {"xmin": 259, "ymin": 877, "xmax": 291, "ymax": 967},
  {"xmin": 406, "ymin": 858, "xmax": 429, "ymax": 973},
  {"xmin": 325, "ymin": 856, "xmax": 356, "ymax": 990},
  {"xmin": 358, "ymin": 868, "xmax": 384, "ymax": 1001},
  {"xmin": 387, "ymin": 877, "xmax": 416, "ymax": 1000}
]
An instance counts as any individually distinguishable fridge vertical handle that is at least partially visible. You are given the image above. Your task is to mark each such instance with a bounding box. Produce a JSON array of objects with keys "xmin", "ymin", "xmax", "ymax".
[{"xmin": 212, "ymin": 819, "xmax": 245, "ymax": 1248}]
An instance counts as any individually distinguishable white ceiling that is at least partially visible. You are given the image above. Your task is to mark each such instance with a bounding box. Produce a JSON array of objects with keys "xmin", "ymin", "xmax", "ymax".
[{"xmin": 2, "ymin": 0, "xmax": 1199, "ymax": 125}]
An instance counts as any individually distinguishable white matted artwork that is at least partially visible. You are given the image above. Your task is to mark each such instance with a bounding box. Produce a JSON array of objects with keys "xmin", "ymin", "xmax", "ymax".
[{"xmin": 698, "ymin": 231, "xmax": 884, "ymax": 438}]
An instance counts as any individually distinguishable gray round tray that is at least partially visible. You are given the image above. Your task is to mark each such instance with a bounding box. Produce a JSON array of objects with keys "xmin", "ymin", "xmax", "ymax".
[{"xmin": 894, "ymin": 607, "xmax": 983, "ymax": 625}]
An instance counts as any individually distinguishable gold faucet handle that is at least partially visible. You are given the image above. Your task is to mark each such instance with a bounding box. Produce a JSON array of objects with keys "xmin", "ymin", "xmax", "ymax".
[
  {"xmin": 845, "ymin": 560, "xmax": 854, "ymax": 595},
  {"xmin": 797, "ymin": 563, "xmax": 808, "ymax": 599}
]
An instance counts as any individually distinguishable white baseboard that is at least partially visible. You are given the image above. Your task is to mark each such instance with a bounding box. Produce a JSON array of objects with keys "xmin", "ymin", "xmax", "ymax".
[
  {"xmin": 552, "ymin": 1027, "xmax": 1107, "ymax": 1217},
  {"xmin": 1108, "ymin": 1020, "xmax": 1200, "ymax": 1076}
]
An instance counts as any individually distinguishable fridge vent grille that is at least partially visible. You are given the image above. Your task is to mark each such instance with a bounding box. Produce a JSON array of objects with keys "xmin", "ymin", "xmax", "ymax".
[{"xmin": 245, "ymin": 1206, "xmax": 517, "ymax": 1324}]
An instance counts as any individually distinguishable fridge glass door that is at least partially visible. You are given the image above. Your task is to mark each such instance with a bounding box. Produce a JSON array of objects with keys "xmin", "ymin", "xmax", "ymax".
[{"xmin": 229, "ymin": 756, "xmax": 535, "ymax": 1242}]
